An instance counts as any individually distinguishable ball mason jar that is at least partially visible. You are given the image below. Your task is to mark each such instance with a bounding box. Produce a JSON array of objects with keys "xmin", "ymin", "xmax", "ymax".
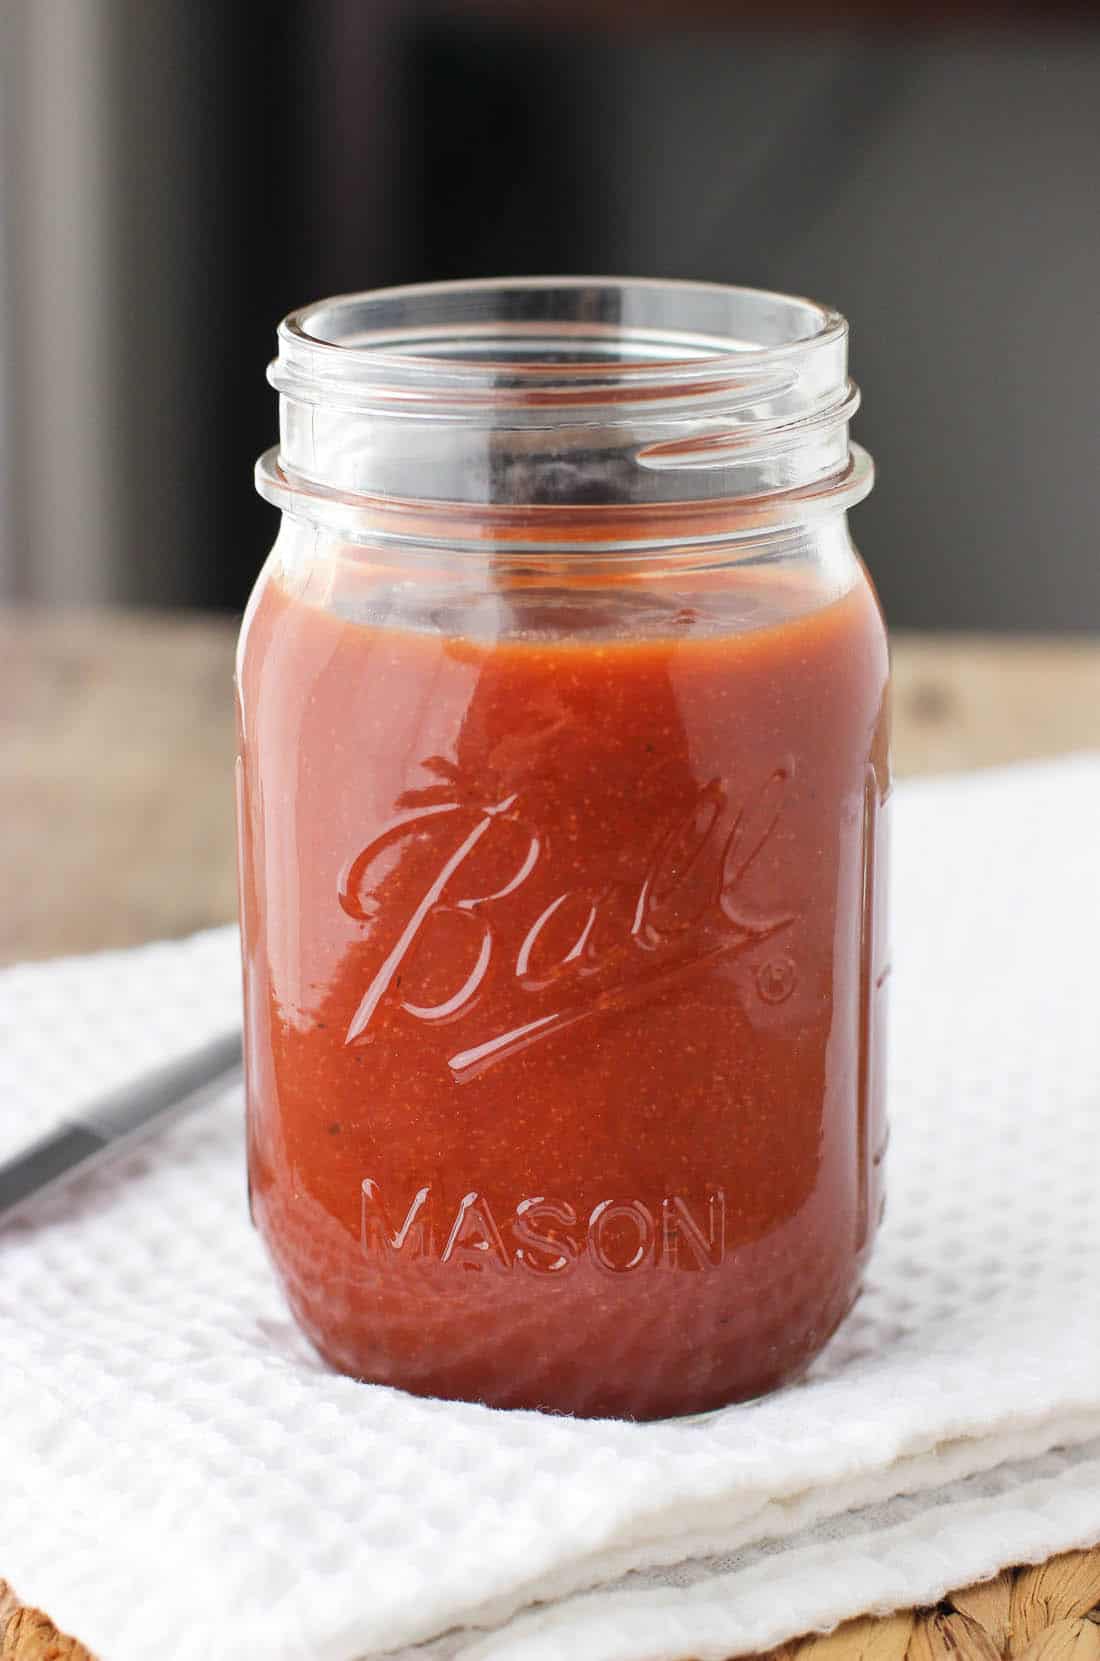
[{"xmin": 236, "ymin": 278, "xmax": 890, "ymax": 1419}]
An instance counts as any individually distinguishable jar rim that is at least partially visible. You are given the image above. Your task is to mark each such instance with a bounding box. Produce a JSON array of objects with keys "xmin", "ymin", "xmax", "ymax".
[
  {"xmin": 273, "ymin": 277, "xmax": 847, "ymax": 413},
  {"xmin": 262, "ymin": 277, "xmax": 870, "ymax": 535}
]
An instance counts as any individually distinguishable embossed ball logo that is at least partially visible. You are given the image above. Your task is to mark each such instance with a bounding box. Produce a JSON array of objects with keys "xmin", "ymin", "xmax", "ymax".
[{"xmin": 338, "ymin": 764, "xmax": 797, "ymax": 1080}]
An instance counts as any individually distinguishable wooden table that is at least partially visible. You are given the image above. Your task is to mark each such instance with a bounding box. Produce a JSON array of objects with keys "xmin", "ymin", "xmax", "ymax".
[{"xmin": 2, "ymin": 609, "xmax": 1099, "ymax": 1660}]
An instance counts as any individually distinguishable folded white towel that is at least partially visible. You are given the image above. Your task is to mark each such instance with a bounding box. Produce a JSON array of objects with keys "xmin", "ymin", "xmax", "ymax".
[{"xmin": 2, "ymin": 757, "xmax": 1099, "ymax": 1661}]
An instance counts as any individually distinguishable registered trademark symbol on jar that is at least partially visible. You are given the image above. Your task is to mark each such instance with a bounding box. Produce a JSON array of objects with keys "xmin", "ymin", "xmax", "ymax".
[{"xmin": 756, "ymin": 955, "xmax": 796, "ymax": 1004}]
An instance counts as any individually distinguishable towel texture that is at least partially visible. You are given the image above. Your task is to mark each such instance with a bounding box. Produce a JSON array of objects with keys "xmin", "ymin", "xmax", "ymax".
[{"xmin": 1, "ymin": 757, "xmax": 1099, "ymax": 1661}]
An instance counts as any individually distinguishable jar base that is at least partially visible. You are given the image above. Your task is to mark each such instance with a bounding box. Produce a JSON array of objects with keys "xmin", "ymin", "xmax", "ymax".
[{"xmin": 284, "ymin": 1272, "xmax": 863, "ymax": 1421}]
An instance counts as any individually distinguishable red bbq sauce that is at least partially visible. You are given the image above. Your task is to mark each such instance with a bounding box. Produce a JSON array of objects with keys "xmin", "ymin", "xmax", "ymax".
[{"xmin": 237, "ymin": 547, "xmax": 889, "ymax": 1419}]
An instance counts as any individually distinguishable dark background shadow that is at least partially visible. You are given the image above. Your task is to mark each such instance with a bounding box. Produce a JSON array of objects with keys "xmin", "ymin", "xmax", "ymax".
[{"xmin": 3, "ymin": 0, "xmax": 1097, "ymax": 627}]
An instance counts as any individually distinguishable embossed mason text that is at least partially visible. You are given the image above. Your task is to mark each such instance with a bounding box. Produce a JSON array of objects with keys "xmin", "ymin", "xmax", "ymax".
[{"xmin": 361, "ymin": 1178, "xmax": 728, "ymax": 1275}]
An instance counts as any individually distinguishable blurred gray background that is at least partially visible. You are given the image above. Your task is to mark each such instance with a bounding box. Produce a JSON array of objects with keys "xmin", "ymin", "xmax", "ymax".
[{"xmin": 1, "ymin": 0, "xmax": 1097, "ymax": 628}]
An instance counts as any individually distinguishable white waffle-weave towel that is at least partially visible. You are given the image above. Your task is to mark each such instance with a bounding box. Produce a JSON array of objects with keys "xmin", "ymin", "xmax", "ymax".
[{"xmin": 2, "ymin": 756, "xmax": 1100, "ymax": 1661}]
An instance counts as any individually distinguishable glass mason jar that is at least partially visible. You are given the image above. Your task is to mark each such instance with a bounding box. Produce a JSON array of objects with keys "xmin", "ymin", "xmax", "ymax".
[{"xmin": 236, "ymin": 278, "xmax": 890, "ymax": 1420}]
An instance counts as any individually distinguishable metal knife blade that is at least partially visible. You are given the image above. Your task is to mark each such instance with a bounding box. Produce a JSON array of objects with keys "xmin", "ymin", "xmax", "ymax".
[{"xmin": 0, "ymin": 1029, "xmax": 243, "ymax": 1224}]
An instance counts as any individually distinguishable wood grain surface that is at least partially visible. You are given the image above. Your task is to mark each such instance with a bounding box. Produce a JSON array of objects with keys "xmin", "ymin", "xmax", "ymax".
[{"xmin": 2, "ymin": 608, "xmax": 1099, "ymax": 1658}]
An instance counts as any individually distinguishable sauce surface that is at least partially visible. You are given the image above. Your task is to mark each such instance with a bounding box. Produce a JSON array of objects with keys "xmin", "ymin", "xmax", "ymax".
[{"xmin": 237, "ymin": 553, "xmax": 890, "ymax": 1417}]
